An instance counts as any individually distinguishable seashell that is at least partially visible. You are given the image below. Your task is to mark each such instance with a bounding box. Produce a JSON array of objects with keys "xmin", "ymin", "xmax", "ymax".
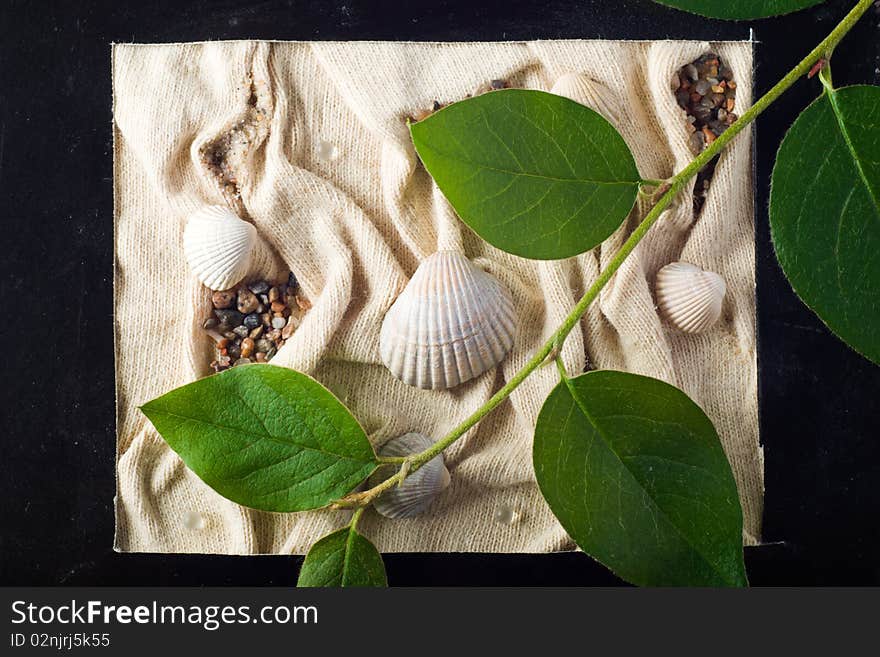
[
  {"xmin": 370, "ymin": 433, "xmax": 450, "ymax": 519},
  {"xmin": 380, "ymin": 250, "xmax": 516, "ymax": 389},
  {"xmin": 550, "ymin": 72, "xmax": 621, "ymax": 125},
  {"xmin": 183, "ymin": 205, "xmax": 256, "ymax": 291},
  {"xmin": 655, "ymin": 262, "xmax": 726, "ymax": 333}
]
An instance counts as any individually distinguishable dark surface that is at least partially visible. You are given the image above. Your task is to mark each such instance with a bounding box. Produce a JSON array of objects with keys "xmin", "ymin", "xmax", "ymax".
[{"xmin": 0, "ymin": 0, "xmax": 878, "ymax": 586}]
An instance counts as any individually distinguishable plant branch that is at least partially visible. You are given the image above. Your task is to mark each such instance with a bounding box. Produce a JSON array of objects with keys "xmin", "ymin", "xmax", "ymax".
[{"xmin": 333, "ymin": 0, "xmax": 874, "ymax": 510}]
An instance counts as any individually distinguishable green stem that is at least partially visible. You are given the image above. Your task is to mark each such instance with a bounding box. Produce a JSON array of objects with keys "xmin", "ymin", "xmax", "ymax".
[
  {"xmin": 334, "ymin": 0, "xmax": 874, "ymax": 510},
  {"xmin": 349, "ymin": 507, "xmax": 365, "ymax": 531}
]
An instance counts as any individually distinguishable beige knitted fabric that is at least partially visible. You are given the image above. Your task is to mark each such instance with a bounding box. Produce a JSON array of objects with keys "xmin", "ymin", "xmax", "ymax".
[{"xmin": 113, "ymin": 39, "xmax": 762, "ymax": 555}]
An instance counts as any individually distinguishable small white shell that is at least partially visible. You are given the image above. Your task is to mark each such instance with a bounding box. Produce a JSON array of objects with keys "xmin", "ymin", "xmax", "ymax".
[
  {"xmin": 183, "ymin": 206, "xmax": 256, "ymax": 291},
  {"xmin": 370, "ymin": 433, "xmax": 450, "ymax": 520},
  {"xmin": 550, "ymin": 72, "xmax": 621, "ymax": 125},
  {"xmin": 380, "ymin": 250, "xmax": 516, "ymax": 390},
  {"xmin": 655, "ymin": 262, "xmax": 726, "ymax": 333}
]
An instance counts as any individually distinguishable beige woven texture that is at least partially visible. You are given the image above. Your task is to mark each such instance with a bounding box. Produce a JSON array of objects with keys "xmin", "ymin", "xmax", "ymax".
[{"xmin": 113, "ymin": 40, "xmax": 762, "ymax": 555}]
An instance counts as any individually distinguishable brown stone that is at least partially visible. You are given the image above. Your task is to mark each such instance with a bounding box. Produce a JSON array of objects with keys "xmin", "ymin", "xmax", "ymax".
[
  {"xmin": 268, "ymin": 286, "xmax": 281, "ymax": 303},
  {"xmin": 212, "ymin": 290, "xmax": 236, "ymax": 309},
  {"xmin": 282, "ymin": 315, "xmax": 299, "ymax": 340},
  {"xmin": 270, "ymin": 300, "xmax": 286, "ymax": 314},
  {"xmin": 237, "ymin": 288, "xmax": 260, "ymax": 314},
  {"xmin": 240, "ymin": 337, "xmax": 255, "ymax": 358}
]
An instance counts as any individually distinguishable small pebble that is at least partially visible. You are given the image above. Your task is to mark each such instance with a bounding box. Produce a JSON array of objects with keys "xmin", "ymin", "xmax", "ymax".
[
  {"xmin": 266, "ymin": 346, "xmax": 277, "ymax": 359},
  {"xmin": 282, "ymin": 315, "xmax": 299, "ymax": 340},
  {"xmin": 212, "ymin": 290, "xmax": 236, "ymax": 309},
  {"xmin": 215, "ymin": 309, "xmax": 244, "ymax": 328},
  {"xmin": 217, "ymin": 337, "xmax": 230, "ymax": 350},
  {"xmin": 233, "ymin": 325, "xmax": 249, "ymax": 339},
  {"xmin": 267, "ymin": 329, "xmax": 282, "ymax": 342},
  {"xmin": 223, "ymin": 330, "xmax": 237, "ymax": 340},
  {"xmin": 271, "ymin": 316, "xmax": 287, "ymax": 330},
  {"xmin": 227, "ymin": 343, "xmax": 241, "ymax": 359},
  {"xmin": 296, "ymin": 295, "xmax": 312, "ymax": 311},
  {"xmin": 256, "ymin": 338, "xmax": 274, "ymax": 353},
  {"xmin": 243, "ymin": 313, "xmax": 261, "ymax": 330},
  {"xmin": 237, "ymin": 288, "xmax": 260, "ymax": 314},
  {"xmin": 203, "ymin": 317, "xmax": 219, "ymax": 330},
  {"xmin": 241, "ymin": 338, "xmax": 255, "ymax": 358},
  {"xmin": 268, "ymin": 286, "xmax": 281, "ymax": 303},
  {"xmin": 261, "ymin": 312, "xmax": 272, "ymax": 327},
  {"xmin": 234, "ymin": 357, "xmax": 252, "ymax": 366},
  {"xmin": 255, "ymin": 352, "xmax": 267, "ymax": 362},
  {"xmin": 287, "ymin": 271, "xmax": 299, "ymax": 293},
  {"xmin": 270, "ymin": 300, "xmax": 286, "ymax": 314},
  {"xmin": 249, "ymin": 326, "xmax": 264, "ymax": 339},
  {"xmin": 248, "ymin": 280, "xmax": 270, "ymax": 295}
]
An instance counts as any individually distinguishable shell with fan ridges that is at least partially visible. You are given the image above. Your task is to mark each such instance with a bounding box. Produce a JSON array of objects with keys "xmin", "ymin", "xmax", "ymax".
[
  {"xmin": 655, "ymin": 261, "xmax": 727, "ymax": 333},
  {"xmin": 370, "ymin": 433, "xmax": 450, "ymax": 520},
  {"xmin": 379, "ymin": 250, "xmax": 516, "ymax": 390},
  {"xmin": 183, "ymin": 205, "xmax": 256, "ymax": 291}
]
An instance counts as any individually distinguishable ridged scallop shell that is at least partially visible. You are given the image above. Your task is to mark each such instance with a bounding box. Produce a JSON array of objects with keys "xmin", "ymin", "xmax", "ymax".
[
  {"xmin": 656, "ymin": 262, "xmax": 726, "ymax": 333},
  {"xmin": 183, "ymin": 205, "xmax": 256, "ymax": 291},
  {"xmin": 380, "ymin": 250, "xmax": 516, "ymax": 390},
  {"xmin": 370, "ymin": 433, "xmax": 450, "ymax": 519},
  {"xmin": 550, "ymin": 72, "xmax": 621, "ymax": 124}
]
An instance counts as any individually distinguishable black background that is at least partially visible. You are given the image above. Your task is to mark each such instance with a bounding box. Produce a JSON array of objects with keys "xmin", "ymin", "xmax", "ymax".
[{"xmin": 1, "ymin": 0, "xmax": 878, "ymax": 586}]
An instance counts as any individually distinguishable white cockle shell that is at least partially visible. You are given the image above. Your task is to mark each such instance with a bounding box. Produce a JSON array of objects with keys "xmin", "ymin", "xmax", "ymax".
[
  {"xmin": 655, "ymin": 262, "xmax": 727, "ymax": 333},
  {"xmin": 550, "ymin": 72, "xmax": 621, "ymax": 125},
  {"xmin": 379, "ymin": 250, "xmax": 516, "ymax": 390},
  {"xmin": 183, "ymin": 205, "xmax": 256, "ymax": 291},
  {"xmin": 370, "ymin": 433, "xmax": 451, "ymax": 520}
]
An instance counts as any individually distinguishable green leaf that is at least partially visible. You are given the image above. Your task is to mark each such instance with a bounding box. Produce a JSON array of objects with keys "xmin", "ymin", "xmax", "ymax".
[
  {"xmin": 533, "ymin": 370, "xmax": 747, "ymax": 587},
  {"xmin": 410, "ymin": 89, "xmax": 640, "ymax": 260},
  {"xmin": 652, "ymin": 0, "xmax": 823, "ymax": 19},
  {"xmin": 141, "ymin": 364, "xmax": 378, "ymax": 512},
  {"xmin": 297, "ymin": 526, "xmax": 387, "ymax": 587},
  {"xmin": 770, "ymin": 85, "xmax": 880, "ymax": 365}
]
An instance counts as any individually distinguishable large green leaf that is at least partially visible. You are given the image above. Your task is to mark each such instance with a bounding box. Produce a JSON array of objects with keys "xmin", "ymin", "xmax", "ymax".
[
  {"xmin": 410, "ymin": 89, "xmax": 640, "ymax": 260},
  {"xmin": 141, "ymin": 364, "xmax": 378, "ymax": 512},
  {"xmin": 297, "ymin": 526, "xmax": 387, "ymax": 587},
  {"xmin": 770, "ymin": 85, "xmax": 880, "ymax": 365},
  {"xmin": 534, "ymin": 371, "xmax": 747, "ymax": 587},
  {"xmin": 653, "ymin": 0, "xmax": 823, "ymax": 19}
]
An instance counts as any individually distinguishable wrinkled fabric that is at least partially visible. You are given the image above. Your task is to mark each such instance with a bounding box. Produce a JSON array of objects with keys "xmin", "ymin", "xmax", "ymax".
[{"xmin": 113, "ymin": 40, "xmax": 761, "ymax": 555}]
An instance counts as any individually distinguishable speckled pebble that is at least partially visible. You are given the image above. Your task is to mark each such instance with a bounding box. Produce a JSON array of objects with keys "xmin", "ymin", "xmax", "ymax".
[
  {"xmin": 211, "ymin": 290, "xmax": 236, "ymax": 309},
  {"xmin": 248, "ymin": 280, "xmax": 270, "ymax": 295},
  {"xmin": 237, "ymin": 288, "xmax": 260, "ymax": 314},
  {"xmin": 243, "ymin": 313, "xmax": 261, "ymax": 330}
]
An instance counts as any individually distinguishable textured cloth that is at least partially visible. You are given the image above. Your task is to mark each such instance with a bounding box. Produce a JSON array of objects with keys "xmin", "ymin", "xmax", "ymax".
[{"xmin": 113, "ymin": 39, "xmax": 761, "ymax": 555}]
